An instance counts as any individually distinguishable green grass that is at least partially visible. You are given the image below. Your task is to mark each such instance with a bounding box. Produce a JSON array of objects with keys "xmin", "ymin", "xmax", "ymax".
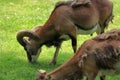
[{"xmin": 0, "ymin": 0, "xmax": 120, "ymax": 80}]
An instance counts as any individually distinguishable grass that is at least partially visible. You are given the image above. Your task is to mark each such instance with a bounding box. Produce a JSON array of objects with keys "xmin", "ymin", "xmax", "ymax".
[{"xmin": 0, "ymin": 0, "xmax": 120, "ymax": 80}]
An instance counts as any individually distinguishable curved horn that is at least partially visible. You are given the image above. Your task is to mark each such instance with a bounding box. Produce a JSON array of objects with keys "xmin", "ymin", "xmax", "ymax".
[{"xmin": 16, "ymin": 30, "xmax": 40, "ymax": 47}]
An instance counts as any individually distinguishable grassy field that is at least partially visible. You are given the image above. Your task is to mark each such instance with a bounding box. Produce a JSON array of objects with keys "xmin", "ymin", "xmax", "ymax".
[{"xmin": 0, "ymin": 0, "xmax": 120, "ymax": 80}]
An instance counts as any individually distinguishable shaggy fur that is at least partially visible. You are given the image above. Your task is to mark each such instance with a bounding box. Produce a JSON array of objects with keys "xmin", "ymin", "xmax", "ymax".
[{"xmin": 36, "ymin": 29, "xmax": 120, "ymax": 80}]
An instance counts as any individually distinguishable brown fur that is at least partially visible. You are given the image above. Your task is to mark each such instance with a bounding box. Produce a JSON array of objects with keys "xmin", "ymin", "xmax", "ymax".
[
  {"xmin": 36, "ymin": 29, "xmax": 120, "ymax": 80},
  {"xmin": 57, "ymin": 0, "xmax": 114, "ymax": 33},
  {"xmin": 94, "ymin": 29, "xmax": 120, "ymax": 41},
  {"xmin": 17, "ymin": 0, "xmax": 113, "ymax": 65}
]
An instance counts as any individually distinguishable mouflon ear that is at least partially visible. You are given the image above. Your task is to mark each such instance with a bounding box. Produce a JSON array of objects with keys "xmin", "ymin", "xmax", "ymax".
[
  {"xmin": 36, "ymin": 69, "xmax": 47, "ymax": 80},
  {"xmin": 39, "ymin": 69, "xmax": 47, "ymax": 75}
]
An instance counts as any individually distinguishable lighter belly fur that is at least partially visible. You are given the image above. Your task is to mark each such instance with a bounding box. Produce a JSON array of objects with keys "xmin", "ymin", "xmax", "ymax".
[
  {"xmin": 60, "ymin": 23, "xmax": 100, "ymax": 40},
  {"xmin": 77, "ymin": 23, "xmax": 100, "ymax": 34}
]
